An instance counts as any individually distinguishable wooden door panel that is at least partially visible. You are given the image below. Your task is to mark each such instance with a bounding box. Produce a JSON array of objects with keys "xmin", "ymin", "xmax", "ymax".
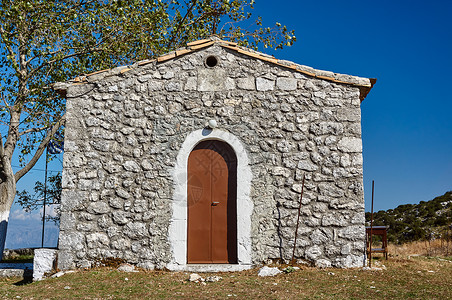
[
  {"xmin": 187, "ymin": 140, "xmax": 237, "ymax": 264},
  {"xmin": 210, "ymin": 154, "xmax": 229, "ymax": 262},
  {"xmin": 187, "ymin": 149, "xmax": 212, "ymax": 263},
  {"xmin": 187, "ymin": 171, "xmax": 211, "ymax": 262}
]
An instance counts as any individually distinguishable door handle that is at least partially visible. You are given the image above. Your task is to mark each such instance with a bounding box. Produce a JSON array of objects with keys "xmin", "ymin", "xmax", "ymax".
[{"xmin": 212, "ymin": 202, "xmax": 220, "ymax": 206}]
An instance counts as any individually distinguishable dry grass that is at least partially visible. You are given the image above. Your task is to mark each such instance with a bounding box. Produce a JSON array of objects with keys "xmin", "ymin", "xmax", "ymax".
[
  {"xmin": 0, "ymin": 255, "xmax": 451, "ymax": 299},
  {"xmin": 388, "ymin": 238, "xmax": 452, "ymax": 258}
]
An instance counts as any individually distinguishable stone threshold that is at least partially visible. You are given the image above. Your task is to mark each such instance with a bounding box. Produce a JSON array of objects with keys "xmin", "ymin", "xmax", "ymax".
[{"xmin": 167, "ymin": 263, "xmax": 253, "ymax": 272}]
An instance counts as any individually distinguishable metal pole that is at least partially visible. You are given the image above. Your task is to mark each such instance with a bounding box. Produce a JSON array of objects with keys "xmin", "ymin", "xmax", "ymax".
[
  {"xmin": 291, "ymin": 174, "xmax": 305, "ymax": 265},
  {"xmin": 369, "ymin": 180, "xmax": 375, "ymax": 268},
  {"xmin": 41, "ymin": 147, "xmax": 49, "ymax": 248}
]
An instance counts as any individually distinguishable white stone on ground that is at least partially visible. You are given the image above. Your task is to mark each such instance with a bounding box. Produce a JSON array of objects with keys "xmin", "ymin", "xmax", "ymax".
[
  {"xmin": 51, "ymin": 270, "xmax": 76, "ymax": 278},
  {"xmin": 189, "ymin": 273, "xmax": 203, "ymax": 282},
  {"xmin": 118, "ymin": 263, "xmax": 137, "ymax": 272},
  {"xmin": 258, "ymin": 266, "xmax": 282, "ymax": 277},
  {"xmin": 205, "ymin": 276, "xmax": 222, "ymax": 282}
]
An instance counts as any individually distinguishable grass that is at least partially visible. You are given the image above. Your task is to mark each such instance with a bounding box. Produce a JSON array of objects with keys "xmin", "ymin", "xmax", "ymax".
[
  {"xmin": 0, "ymin": 255, "xmax": 451, "ymax": 299},
  {"xmin": 0, "ymin": 254, "xmax": 34, "ymax": 264},
  {"xmin": 388, "ymin": 239, "xmax": 452, "ymax": 257}
]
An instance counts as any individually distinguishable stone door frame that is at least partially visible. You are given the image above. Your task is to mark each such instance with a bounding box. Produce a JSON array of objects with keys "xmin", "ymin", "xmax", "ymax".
[{"xmin": 168, "ymin": 129, "xmax": 253, "ymax": 271}]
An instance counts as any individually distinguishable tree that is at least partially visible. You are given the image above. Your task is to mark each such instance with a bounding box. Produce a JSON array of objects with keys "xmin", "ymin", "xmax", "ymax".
[
  {"xmin": 0, "ymin": 0, "xmax": 295, "ymax": 259},
  {"xmin": 17, "ymin": 172, "xmax": 62, "ymax": 225}
]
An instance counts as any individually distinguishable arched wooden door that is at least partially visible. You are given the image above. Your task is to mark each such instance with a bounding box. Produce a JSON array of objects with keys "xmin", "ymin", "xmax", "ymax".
[{"xmin": 187, "ymin": 140, "xmax": 237, "ymax": 264}]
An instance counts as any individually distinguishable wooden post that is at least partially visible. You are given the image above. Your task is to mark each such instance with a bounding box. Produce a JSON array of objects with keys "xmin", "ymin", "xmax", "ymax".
[{"xmin": 369, "ymin": 180, "xmax": 375, "ymax": 268}]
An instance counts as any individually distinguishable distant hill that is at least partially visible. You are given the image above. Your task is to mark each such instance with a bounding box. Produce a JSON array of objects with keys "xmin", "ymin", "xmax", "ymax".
[
  {"xmin": 365, "ymin": 191, "xmax": 452, "ymax": 244},
  {"xmin": 5, "ymin": 219, "xmax": 59, "ymax": 250}
]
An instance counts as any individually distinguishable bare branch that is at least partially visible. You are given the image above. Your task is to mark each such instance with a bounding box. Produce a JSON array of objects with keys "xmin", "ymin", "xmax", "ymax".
[
  {"xmin": 28, "ymin": 44, "xmax": 108, "ymax": 79},
  {"xmin": 1, "ymin": 93, "xmax": 10, "ymax": 111},
  {"xmin": 15, "ymin": 114, "xmax": 66, "ymax": 182},
  {"xmin": 167, "ymin": 0, "xmax": 198, "ymax": 49},
  {"xmin": 19, "ymin": 126, "xmax": 48, "ymax": 137}
]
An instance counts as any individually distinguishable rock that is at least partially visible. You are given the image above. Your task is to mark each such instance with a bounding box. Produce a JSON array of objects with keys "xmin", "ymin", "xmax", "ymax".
[
  {"xmin": 189, "ymin": 273, "xmax": 203, "ymax": 282},
  {"xmin": 257, "ymin": 266, "xmax": 282, "ymax": 277},
  {"xmin": 50, "ymin": 270, "xmax": 76, "ymax": 278},
  {"xmin": 137, "ymin": 262, "xmax": 155, "ymax": 270},
  {"xmin": 205, "ymin": 276, "xmax": 222, "ymax": 282},
  {"xmin": 315, "ymin": 259, "xmax": 332, "ymax": 268},
  {"xmin": 124, "ymin": 160, "xmax": 141, "ymax": 173},
  {"xmin": 118, "ymin": 263, "xmax": 137, "ymax": 272}
]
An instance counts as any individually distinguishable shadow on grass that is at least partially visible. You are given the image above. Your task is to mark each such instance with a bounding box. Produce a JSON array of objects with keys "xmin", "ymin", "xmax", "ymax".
[{"xmin": 14, "ymin": 276, "xmax": 33, "ymax": 286}]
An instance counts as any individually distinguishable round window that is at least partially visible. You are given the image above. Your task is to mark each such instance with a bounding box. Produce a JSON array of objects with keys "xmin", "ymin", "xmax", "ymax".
[{"xmin": 205, "ymin": 55, "xmax": 218, "ymax": 68}]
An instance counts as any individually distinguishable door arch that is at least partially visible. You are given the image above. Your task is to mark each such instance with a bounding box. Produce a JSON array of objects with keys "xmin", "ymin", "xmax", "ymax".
[{"xmin": 187, "ymin": 140, "xmax": 237, "ymax": 263}]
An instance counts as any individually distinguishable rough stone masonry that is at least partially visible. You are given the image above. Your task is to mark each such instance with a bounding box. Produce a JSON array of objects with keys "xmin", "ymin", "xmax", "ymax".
[{"xmin": 55, "ymin": 37, "xmax": 375, "ymax": 271}]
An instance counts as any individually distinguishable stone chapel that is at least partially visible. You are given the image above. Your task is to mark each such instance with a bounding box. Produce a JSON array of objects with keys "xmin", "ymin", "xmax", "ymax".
[{"xmin": 54, "ymin": 36, "xmax": 376, "ymax": 271}]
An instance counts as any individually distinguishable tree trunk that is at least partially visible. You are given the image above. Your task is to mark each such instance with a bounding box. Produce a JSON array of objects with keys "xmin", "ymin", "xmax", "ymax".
[{"xmin": 0, "ymin": 170, "xmax": 16, "ymax": 261}]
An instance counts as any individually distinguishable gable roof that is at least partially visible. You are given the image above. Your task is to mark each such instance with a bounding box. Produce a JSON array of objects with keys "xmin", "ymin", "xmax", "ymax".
[{"xmin": 54, "ymin": 36, "xmax": 376, "ymax": 101}]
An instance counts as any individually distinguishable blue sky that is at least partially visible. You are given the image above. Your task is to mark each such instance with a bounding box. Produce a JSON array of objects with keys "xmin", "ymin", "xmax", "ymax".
[
  {"xmin": 252, "ymin": 0, "xmax": 452, "ymax": 212},
  {"xmin": 5, "ymin": 0, "xmax": 452, "ymax": 248}
]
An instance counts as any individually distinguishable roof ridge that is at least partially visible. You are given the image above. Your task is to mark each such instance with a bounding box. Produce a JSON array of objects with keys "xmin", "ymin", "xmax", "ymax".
[{"xmin": 55, "ymin": 37, "xmax": 376, "ymax": 101}]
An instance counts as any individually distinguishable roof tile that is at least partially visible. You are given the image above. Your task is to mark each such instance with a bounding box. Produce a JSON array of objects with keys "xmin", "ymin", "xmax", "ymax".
[
  {"xmin": 189, "ymin": 41, "xmax": 215, "ymax": 50},
  {"xmin": 58, "ymin": 36, "xmax": 375, "ymax": 101},
  {"xmin": 187, "ymin": 39, "xmax": 211, "ymax": 46},
  {"xmin": 157, "ymin": 52, "xmax": 176, "ymax": 62}
]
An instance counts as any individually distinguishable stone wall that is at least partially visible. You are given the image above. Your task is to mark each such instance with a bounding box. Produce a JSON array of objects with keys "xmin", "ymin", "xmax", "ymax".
[{"xmin": 58, "ymin": 43, "xmax": 367, "ymax": 270}]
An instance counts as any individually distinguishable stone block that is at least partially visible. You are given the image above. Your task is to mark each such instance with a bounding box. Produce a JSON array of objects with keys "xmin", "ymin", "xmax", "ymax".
[
  {"xmin": 338, "ymin": 137, "xmax": 362, "ymax": 153},
  {"xmin": 237, "ymin": 77, "xmax": 255, "ymax": 90},
  {"xmin": 276, "ymin": 77, "xmax": 297, "ymax": 91},
  {"xmin": 148, "ymin": 80, "xmax": 164, "ymax": 91},
  {"xmin": 256, "ymin": 77, "xmax": 275, "ymax": 91},
  {"xmin": 165, "ymin": 82, "xmax": 182, "ymax": 92},
  {"xmin": 56, "ymin": 250, "xmax": 74, "ymax": 271},
  {"xmin": 124, "ymin": 222, "xmax": 147, "ymax": 239},
  {"xmin": 315, "ymin": 259, "xmax": 332, "ymax": 268},
  {"xmin": 198, "ymin": 68, "xmax": 227, "ymax": 91},
  {"xmin": 33, "ymin": 249, "xmax": 58, "ymax": 281},
  {"xmin": 86, "ymin": 233, "xmax": 110, "ymax": 248},
  {"xmin": 184, "ymin": 77, "xmax": 197, "ymax": 90},
  {"xmin": 306, "ymin": 245, "xmax": 323, "ymax": 260},
  {"xmin": 87, "ymin": 202, "xmax": 110, "ymax": 214},
  {"xmin": 337, "ymin": 108, "xmax": 360, "ymax": 121},
  {"xmin": 297, "ymin": 160, "xmax": 318, "ymax": 171},
  {"xmin": 310, "ymin": 229, "xmax": 329, "ymax": 245},
  {"xmin": 124, "ymin": 161, "xmax": 141, "ymax": 173}
]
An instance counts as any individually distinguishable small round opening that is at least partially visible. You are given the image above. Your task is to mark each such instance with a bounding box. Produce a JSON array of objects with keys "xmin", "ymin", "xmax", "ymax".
[{"xmin": 205, "ymin": 56, "xmax": 218, "ymax": 68}]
